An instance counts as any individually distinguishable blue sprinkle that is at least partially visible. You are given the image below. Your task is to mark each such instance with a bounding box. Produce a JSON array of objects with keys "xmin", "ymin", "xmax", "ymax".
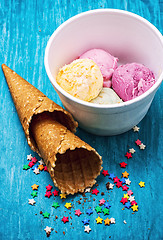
[
  {"xmin": 104, "ymin": 202, "xmax": 111, "ymax": 209},
  {"xmin": 109, "ymin": 173, "xmax": 115, "ymax": 180},
  {"xmin": 32, "ymin": 164, "xmax": 39, "ymax": 170},
  {"xmin": 121, "ymin": 177, "xmax": 126, "ymax": 184},
  {"xmin": 124, "ymin": 202, "xmax": 131, "ymax": 209},
  {"xmin": 82, "ymin": 218, "xmax": 90, "ymax": 225},
  {"xmin": 86, "ymin": 208, "xmax": 93, "ymax": 216}
]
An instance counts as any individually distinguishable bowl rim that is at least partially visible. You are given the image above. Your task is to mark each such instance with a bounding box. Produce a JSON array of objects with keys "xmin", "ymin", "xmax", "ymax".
[{"xmin": 44, "ymin": 9, "xmax": 163, "ymax": 109}]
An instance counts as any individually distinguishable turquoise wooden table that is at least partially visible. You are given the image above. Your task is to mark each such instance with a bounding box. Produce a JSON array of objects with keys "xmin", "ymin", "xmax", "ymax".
[{"xmin": 0, "ymin": 1, "xmax": 163, "ymax": 239}]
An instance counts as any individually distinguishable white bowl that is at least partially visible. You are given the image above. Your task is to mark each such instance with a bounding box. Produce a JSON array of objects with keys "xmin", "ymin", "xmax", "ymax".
[{"xmin": 44, "ymin": 9, "xmax": 163, "ymax": 136}]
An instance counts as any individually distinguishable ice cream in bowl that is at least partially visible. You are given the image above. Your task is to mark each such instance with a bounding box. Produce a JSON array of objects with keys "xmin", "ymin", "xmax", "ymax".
[{"xmin": 44, "ymin": 9, "xmax": 163, "ymax": 136}]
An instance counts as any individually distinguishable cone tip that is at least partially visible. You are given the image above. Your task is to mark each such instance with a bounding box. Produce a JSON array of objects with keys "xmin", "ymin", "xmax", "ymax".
[{"xmin": 2, "ymin": 64, "xmax": 8, "ymax": 72}]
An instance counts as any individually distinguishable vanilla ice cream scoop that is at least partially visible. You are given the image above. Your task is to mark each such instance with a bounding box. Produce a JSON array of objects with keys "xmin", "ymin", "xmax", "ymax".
[{"xmin": 56, "ymin": 59, "xmax": 103, "ymax": 102}]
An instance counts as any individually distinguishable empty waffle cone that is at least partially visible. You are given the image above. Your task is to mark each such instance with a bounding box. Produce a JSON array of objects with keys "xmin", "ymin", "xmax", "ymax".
[
  {"xmin": 30, "ymin": 112, "xmax": 102, "ymax": 194},
  {"xmin": 2, "ymin": 64, "xmax": 102, "ymax": 194}
]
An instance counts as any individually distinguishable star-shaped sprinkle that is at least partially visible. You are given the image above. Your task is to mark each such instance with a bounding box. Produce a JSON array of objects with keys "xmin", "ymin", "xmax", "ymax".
[
  {"xmin": 106, "ymin": 182, "xmax": 114, "ymax": 190},
  {"xmin": 33, "ymin": 168, "xmax": 40, "ymax": 174},
  {"xmin": 124, "ymin": 202, "xmax": 131, "ymax": 209},
  {"xmin": 133, "ymin": 126, "xmax": 140, "ymax": 132},
  {"xmin": 96, "ymin": 216, "xmax": 103, "ymax": 224},
  {"xmin": 122, "ymin": 185, "xmax": 129, "ymax": 191},
  {"xmin": 125, "ymin": 152, "xmax": 132, "ymax": 159},
  {"xmin": 82, "ymin": 218, "xmax": 90, "ymax": 225},
  {"xmin": 84, "ymin": 225, "xmax": 91, "ymax": 233},
  {"xmin": 92, "ymin": 188, "xmax": 99, "ymax": 196},
  {"xmin": 139, "ymin": 143, "xmax": 146, "ymax": 150},
  {"xmin": 113, "ymin": 176, "xmax": 120, "ymax": 183},
  {"xmin": 62, "ymin": 216, "xmax": 69, "ymax": 223},
  {"xmin": 28, "ymin": 199, "xmax": 36, "ymax": 205},
  {"xmin": 95, "ymin": 206, "xmax": 102, "ymax": 213},
  {"xmin": 31, "ymin": 157, "xmax": 38, "ymax": 163},
  {"xmin": 129, "ymin": 196, "xmax": 135, "ymax": 202},
  {"xmin": 28, "ymin": 161, "xmax": 34, "ymax": 168},
  {"xmin": 103, "ymin": 208, "xmax": 110, "ymax": 215},
  {"xmin": 38, "ymin": 164, "xmax": 44, "ymax": 171},
  {"xmin": 127, "ymin": 190, "xmax": 133, "ymax": 196},
  {"xmin": 60, "ymin": 193, "xmax": 67, "ymax": 199},
  {"xmin": 64, "ymin": 202, "xmax": 72, "ymax": 209},
  {"xmin": 120, "ymin": 197, "xmax": 128, "ymax": 205},
  {"xmin": 23, "ymin": 164, "xmax": 30, "ymax": 170},
  {"xmin": 45, "ymin": 191, "xmax": 52, "ymax": 198},
  {"xmin": 46, "ymin": 184, "xmax": 53, "ymax": 191},
  {"xmin": 27, "ymin": 154, "xmax": 33, "ymax": 160},
  {"xmin": 131, "ymin": 204, "xmax": 138, "ymax": 212},
  {"xmin": 52, "ymin": 189, "xmax": 59, "ymax": 196},
  {"xmin": 110, "ymin": 218, "xmax": 115, "ymax": 224},
  {"xmin": 131, "ymin": 200, "xmax": 138, "ymax": 206},
  {"xmin": 116, "ymin": 181, "xmax": 122, "ymax": 188},
  {"xmin": 109, "ymin": 173, "xmax": 115, "ymax": 180},
  {"xmin": 125, "ymin": 178, "xmax": 131, "ymax": 185},
  {"xmin": 52, "ymin": 202, "xmax": 60, "ymax": 209},
  {"xmin": 119, "ymin": 162, "xmax": 127, "ymax": 168},
  {"xmin": 75, "ymin": 209, "xmax": 82, "ymax": 216},
  {"xmin": 38, "ymin": 159, "xmax": 44, "ymax": 165},
  {"xmin": 99, "ymin": 198, "xmax": 105, "ymax": 205},
  {"xmin": 31, "ymin": 191, "xmax": 38, "ymax": 198},
  {"xmin": 31, "ymin": 184, "xmax": 39, "ymax": 190},
  {"xmin": 135, "ymin": 139, "xmax": 141, "ymax": 145},
  {"xmin": 102, "ymin": 169, "xmax": 109, "ymax": 176},
  {"xmin": 32, "ymin": 164, "xmax": 38, "ymax": 170},
  {"xmin": 139, "ymin": 181, "xmax": 145, "ymax": 187},
  {"xmin": 104, "ymin": 202, "xmax": 111, "ymax": 209},
  {"xmin": 120, "ymin": 177, "xmax": 126, "ymax": 184},
  {"xmin": 44, "ymin": 226, "xmax": 52, "ymax": 234},
  {"xmin": 44, "ymin": 166, "xmax": 48, "ymax": 172},
  {"xmin": 86, "ymin": 208, "xmax": 93, "ymax": 216},
  {"xmin": 122, "ymin": 171, "xmax": 129, "ymax": 178},
  {"xmin": 43, "ymin": 211, "xmax": 50, "ymax": 218},
  {"xmin": 129, "ymin": 148, "xmax": 136, "ymax": 154},
  {"xmin": 104, "ymin": 218, "xmax": 111, "ymax": 226},
  {"xmin": 85, "ymin": 187, "xmax": 91, "ymax": 193},
  {"xmin": 123, "ymin": 193, "xmax": 129, "ymax": 200}
]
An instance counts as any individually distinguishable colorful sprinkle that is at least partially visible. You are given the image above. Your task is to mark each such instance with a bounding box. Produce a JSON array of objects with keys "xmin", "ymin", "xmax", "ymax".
[
  {"xmin": 125, "ymin": 152, "xmax": 132, "ymax": 159},
  {"xmin": 122, "ymin": 171, "xmax": 129, "ymax": 178},
  {"xmin": 104, "ymin": 218, "xmax": 111, "ymax": 226},
  {"xmin": 75, "ymin": 209, "xmax": 82, "ymax": 216},
  {"xmin": 86, "ymin": 208, "xmax": 93, "ymax": 216},
  {"xmin": 139, "ymin": 181, "xmax": 145, "ymax": 187},
  {"xmin": 102, "ymin": 169, "xmax": 109, "ymax": 176},
  {"xmin": 96, "ymin": 216, "xmax": 103, "ymax": 224},
  {"xmin": 31, "ymin": 184, "xmax": 39, "ymax": 190},
  {"xmin": 52, "ymin": 202, "xmax": 60, "ymax": 209},
  {"xmin": 135, "ymin": 139, "xmax": 141, "ymax": 145},
  {"xmin": 119, "ymin": 162, "xmax": 127, "ymax": 168},
  {"xmin": 42, "ymin": 211, "xmax": 50, "ymax": 218},
  {"xmin": 62, "ymin": 216, "xmax": 69, "ymax": 223},
  {"xmin": 64, "ymin": 202, "xmax": 72, "ymax": 209},
  {"xmin": 92, "ymin": 188, "xmax": 99, "ymax": 196}
]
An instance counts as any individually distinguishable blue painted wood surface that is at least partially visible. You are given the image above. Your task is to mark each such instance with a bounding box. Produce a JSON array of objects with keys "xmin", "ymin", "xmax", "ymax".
[{"xmin": 0, "ymin": 1, "xmax": 162, "ymax": 239}]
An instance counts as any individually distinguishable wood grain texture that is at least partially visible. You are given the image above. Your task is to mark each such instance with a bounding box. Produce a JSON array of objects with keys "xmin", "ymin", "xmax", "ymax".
[{"xmin": 0, "ymin": 0, "xmax": 162, "ymax": 239}]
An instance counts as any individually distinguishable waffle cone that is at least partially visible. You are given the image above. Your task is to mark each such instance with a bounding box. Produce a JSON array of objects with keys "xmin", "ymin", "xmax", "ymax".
[
  {"xmin": 31, "ymin": 113, "xmax": 102, "ymax": 194},
  {"xmin": 2, "ymin": 64, "xmax": 102, "ymax": 194},
  {"xmin": 2, "ymin": 64, "xmax": 78, "ymax": 154}
]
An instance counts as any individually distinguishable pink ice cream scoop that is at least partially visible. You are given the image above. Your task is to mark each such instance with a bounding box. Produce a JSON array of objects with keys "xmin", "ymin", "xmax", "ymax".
[
  {"xmin": 112, "ymin": 63, "xmax": 156, "ymax": 101},
  {"xmin": 80, "ymin": 48, "xmax": 118, "ymax": 88}
]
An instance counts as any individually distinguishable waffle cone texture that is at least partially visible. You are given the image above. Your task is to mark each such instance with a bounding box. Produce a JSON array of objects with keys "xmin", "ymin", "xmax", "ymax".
[{"xmin": 2, "ymin": 64, "xmax": 102, "ymax": 194}]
